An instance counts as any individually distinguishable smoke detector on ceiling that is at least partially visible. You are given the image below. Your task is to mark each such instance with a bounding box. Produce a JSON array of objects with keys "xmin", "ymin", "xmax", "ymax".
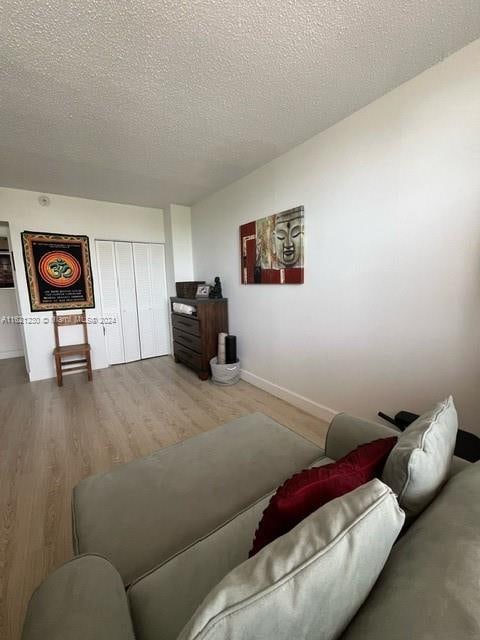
[{"xmin": 38, "ymin": 195, "xmax": 50, "ymax": 207}]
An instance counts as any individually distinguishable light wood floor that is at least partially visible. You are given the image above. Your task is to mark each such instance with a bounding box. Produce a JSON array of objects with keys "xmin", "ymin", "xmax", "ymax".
[{"xmin": 0, "ymin": 355, "xmax": 328, "ymax": 640}]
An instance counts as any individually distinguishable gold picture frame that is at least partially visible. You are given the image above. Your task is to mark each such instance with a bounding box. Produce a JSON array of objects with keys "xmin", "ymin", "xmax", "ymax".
[{"xmin": 22, "ymin": 231, "xmax": 95, "ymax": 311}]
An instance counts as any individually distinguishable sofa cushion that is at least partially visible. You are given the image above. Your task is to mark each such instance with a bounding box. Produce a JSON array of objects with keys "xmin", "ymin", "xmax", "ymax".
[
  {"xmin": 73, "ymin": 413, "xmax": 325, "ymax": 585},
  {"xmin": 128, "ymin": 455, "xmax": 333, "ymax": 640},
  {"xmin": 250, "ymin": 436, "xmax": 397, "ymax": 556},
  {"xmin": 382, "ymin": 396, "xmax": 457, "ymax": 517},
  {"xmin": 177, "ymin": 479, "xmax": 404, "ymax": 640},
  {"xmin": 342, "ymin": 460, "xmax": 479, "ymax": 640},
  {"xmin": 21, "ymin": 555, "xmax": 135, "ymax": 640}
]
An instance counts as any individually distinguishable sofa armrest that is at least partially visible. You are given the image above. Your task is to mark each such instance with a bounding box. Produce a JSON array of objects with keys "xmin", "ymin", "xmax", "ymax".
[
  {"xmin": 22, "ymin": 554, "xmax": 135, "ymax": 640},
  {"xmin": 325, "ymin": 413, "xmax": 399, "ymax": 460}
]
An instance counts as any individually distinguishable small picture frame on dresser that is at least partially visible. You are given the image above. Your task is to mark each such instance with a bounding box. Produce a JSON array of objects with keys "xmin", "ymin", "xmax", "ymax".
[{"xmin": 195, "ymin": 284, "xmax": 211, "ymax": 298}]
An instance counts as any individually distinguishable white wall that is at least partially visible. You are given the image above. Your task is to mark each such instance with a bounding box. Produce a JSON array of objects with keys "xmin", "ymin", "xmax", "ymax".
[
  {"xmin": 169, "ymin": 205, "xmax": 194, "ymax": 282},
  {"xmin": 0, "ymin": 222, "xmax": 24, "ymax": 359},
  {"xmin": 0, "ymin": 289, "xmax": 23, "ymax": 359},
  {"xmin": 0, "ymin": 188, "xmax": 165, "ymax": 381},
  {"xmin": 192, "ymin": 39, "xmax": 480, "ymax": 432},
  {"xmin": 164, "ymin": 204, "xmax": 194, "ymax": 299}
]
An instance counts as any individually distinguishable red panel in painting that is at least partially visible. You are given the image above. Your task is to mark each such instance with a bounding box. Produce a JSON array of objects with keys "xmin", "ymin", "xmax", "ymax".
[
  {"xmin": 240, "ymin": 222, "xmax": 256, "ymax": 284},
  {"xmin": 284, "ymin": 267, "xmax": 304, "ymax": 284},
  {"xmin": 240, "ymin": 221, "xmax": 256, "ymax": 236},
  {"xmin": 259, "ymin": 269, "xmax": 281, "ymax": 284},
  {"xmin": 257, "ymin": 268, "xmax": 304, "ymax": 284}
]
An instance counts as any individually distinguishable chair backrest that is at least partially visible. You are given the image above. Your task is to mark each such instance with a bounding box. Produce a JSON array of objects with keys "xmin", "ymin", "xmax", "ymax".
[{"xmin": 53, "ymin": 310, "xmax": 89, "ymax": 347}]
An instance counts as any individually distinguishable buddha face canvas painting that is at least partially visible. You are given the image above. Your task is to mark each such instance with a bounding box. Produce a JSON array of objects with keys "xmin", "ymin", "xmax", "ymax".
[{"xmin": 240, "ymin": 206, "xmax": 304, "ymax": 284}]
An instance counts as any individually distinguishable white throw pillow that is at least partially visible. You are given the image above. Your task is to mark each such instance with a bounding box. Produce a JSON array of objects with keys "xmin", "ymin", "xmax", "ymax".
[
  {"xmin": 178, "ymin": 479, "xmax": 405, "ymax": 640},
  {"xmin": 382, "ymin": 396, "xmax": 457, "ymax": 518}
]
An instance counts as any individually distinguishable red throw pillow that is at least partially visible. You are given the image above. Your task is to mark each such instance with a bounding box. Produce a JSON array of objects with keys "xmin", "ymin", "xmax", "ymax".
[{"xmin": 249, "ymin": 436, "xmax": 397, "ymax": 557}]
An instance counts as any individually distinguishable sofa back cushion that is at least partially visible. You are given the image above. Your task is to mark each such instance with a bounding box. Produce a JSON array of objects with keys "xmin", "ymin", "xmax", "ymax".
[
  {"xmin": 177, "ymin": 479, "xmax": 404, "ymax": 640},
  {"xmin": 342, "ymin": 461, "xmax": 480, "ymax": 640},
  {"xmin": 382, "ymin": 396, "xmax": 457, "ymax": 518}
]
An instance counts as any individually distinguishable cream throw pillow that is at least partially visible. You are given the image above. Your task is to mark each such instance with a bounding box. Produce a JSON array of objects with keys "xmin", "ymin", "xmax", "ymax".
[
  {"xmin": 382, "ymin": 396, "xmax": 457, "ymax": 518},
  {"xmin": 178, "ymin": 479, "xmax": 404, "ymax": 640}
]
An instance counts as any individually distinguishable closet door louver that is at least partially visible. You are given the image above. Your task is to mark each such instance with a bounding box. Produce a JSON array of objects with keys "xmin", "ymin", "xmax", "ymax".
[
  {"xmin": 114, "ymin": 242, "xmax": 141, "ymax": 363},
  {"xmin": 95, "ymin": 240, "xmax": 125, "ymax": 365}
]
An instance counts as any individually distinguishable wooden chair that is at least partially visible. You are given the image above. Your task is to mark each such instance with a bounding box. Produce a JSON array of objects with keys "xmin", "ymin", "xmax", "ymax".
[{"xmin": 53, "ymin": 310, "xmax": 92, "ymax": 387}]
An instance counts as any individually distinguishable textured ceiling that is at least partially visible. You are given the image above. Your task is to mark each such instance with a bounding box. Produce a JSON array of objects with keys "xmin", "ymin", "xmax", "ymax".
[{"xmin": 1, "ymin": 1, "xmax": 479, "ymax": 209}]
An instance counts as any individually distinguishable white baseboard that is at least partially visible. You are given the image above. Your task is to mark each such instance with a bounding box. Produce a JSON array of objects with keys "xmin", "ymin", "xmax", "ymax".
[
  {"xmin": 240, "ymin": 369, "xmax": 339, "ymax": 423},
  {"xmin": 0, "ymin": 349, "xmax": 24, "ymax": 360}
]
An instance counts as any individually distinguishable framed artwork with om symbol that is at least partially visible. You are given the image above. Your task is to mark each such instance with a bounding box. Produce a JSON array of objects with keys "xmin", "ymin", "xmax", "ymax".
[{"xmin": 21, "ymin": 231, "xmax": 95, "ymax": 311}]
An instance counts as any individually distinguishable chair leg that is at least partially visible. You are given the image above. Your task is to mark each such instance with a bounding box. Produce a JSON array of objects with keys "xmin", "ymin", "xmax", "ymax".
[
  {"xmin": 86, "ymin": 352, "xmax": 93, "ymax": 382},
  {"xmin": 55, "ymin": 354, "xmax": 63, "ymax": 387}
]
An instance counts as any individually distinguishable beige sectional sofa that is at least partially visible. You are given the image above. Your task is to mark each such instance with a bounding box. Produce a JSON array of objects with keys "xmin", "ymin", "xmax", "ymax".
[{"xmin": 22, "ymin": 412, "xmax": 478, "ymax": 639}]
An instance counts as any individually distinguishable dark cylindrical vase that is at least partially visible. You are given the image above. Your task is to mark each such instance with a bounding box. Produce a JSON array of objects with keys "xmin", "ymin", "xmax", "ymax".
[{"xmin": 225, "ymin": 335, "xmax": 237, "ymax": 364}]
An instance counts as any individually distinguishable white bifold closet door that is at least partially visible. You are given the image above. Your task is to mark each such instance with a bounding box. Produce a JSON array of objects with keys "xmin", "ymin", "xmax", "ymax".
[
  {"xmin": 133, "ymin": 243, "xmax": 170, "ymax": 358},
  {"xmin": 96, "ymin": 240, "xmax": 125, "ymax": 365},
  {"xmin": 114, "ymin": 242, "xmax": 141, "ymax": 362},
  {"xmin": 96, "ymin": 240, "xmax": 169, "ymax": 366}
]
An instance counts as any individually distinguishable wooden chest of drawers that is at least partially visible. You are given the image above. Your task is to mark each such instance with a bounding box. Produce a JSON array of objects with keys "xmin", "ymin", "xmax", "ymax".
[{"xmin": 170, "ymin": 297, "xmax": 228, "ymax": 380}]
